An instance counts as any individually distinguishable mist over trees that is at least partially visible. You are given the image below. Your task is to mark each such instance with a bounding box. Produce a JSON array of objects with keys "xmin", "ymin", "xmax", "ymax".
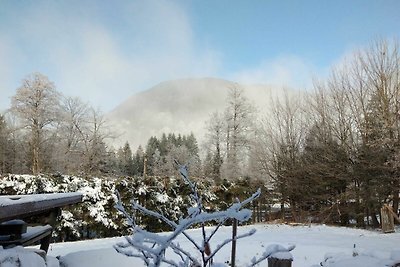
[{"xmin": 0, "ymin": 39, "xmax": 399, "ymax": 228}]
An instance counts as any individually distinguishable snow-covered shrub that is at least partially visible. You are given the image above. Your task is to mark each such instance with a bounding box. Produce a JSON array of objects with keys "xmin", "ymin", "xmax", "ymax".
[
  {"xmin": 0, "ymin": 174, "xmax": 125, "ymax": 240},
  {"xmin": 115, "ymin": 163, "xmax": 294, "ymax": 267},
  {"xmin": 0, "ymin": 172, "xmax": 269, "ymax": 242}
]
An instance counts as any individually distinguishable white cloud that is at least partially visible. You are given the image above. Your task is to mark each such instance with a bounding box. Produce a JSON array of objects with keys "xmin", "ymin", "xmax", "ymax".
[
  {"xmin": 0, "ymin": 0, "xmax": 222, "ymax": 112},
  {"xmin": 231, "ymin": 55, "xmax": 318, "ymax": 90}
]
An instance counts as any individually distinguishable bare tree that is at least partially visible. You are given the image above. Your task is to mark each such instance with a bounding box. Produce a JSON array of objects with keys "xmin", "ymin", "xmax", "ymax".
[
  {"xmin": 256, "ymin": 90, "xmax": 308, "ymax": 220},
  {"xmin": 55, "ymin": 96, "xmax": 91, "ymax": 173},
  {"xmin": 348, "ymin": 39, "xmax": 400, "ymax": 224},
  {"xmin": 223, "ymin": 86, "xmax": 254, "ymax": 180},
  {"xmin": 81, "ymin": 107, "xmax": 113, "ymax": 174},
  {"xmin": 10, "ymin": 73, "xmax": 61, "ymax": 174}
]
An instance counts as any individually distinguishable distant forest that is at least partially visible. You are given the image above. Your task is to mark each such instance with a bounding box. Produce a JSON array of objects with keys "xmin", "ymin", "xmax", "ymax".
[{"xmin": 1, "ymin": 39, "xmax": 399, "ymax": 228}]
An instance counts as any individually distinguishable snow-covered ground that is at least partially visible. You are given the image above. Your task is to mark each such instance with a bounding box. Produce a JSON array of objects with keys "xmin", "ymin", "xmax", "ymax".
[{"xmin": 40, "ymin": 224, "xmax": 399, "ymax": 267}]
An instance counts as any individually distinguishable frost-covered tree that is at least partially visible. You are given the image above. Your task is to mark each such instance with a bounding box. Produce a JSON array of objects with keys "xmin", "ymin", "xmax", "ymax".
[
  {"xmin": 144, "ymin": 133, "xmax": 202, "ymax": 177},
  {"xmin": 80, "ymin": 107, "xmax": 112, "ymax": 174},
  {"xmin": 55, "ymin": 96, "xmax": 90, "ymax": 173},
  {"xmin": 10, "ymin": 73, "xmax": 61, "ymax": 174},
  {"xmin": 223, "ymin": 86, "xmax": 254, "ymax": 180}
]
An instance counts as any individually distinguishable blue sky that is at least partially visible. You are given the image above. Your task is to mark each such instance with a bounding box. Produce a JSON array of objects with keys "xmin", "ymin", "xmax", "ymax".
[{"xmin": 0, "ymin": 0, "xmax": 399, "ymax": 112}]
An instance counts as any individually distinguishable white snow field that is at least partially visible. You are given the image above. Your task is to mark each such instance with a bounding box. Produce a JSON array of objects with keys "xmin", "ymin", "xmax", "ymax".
[{"xmin": 40, "ymin": 224, "xmax": 399, "ymax": 267}]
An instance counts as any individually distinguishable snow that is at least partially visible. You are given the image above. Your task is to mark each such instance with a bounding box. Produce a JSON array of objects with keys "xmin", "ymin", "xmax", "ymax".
[
  {"xmin": 270, "ymin": 251, "xmax": 293, "ymax": 260},
  {"xmin": 320, "ymin": 253, "xmax": 395, "ymax": 267},
  {"xmin": 155, "ymin": 192, "xmax": 169, "ymax": 203},
  {"xmin": 391, "ymin": 250, "xmax": 400, "ymax": 261},
  {"xmin": 30, "ymin": 224, "xmax": 398, "ymax": 267},
  {"xmin": 1, "ymin": 224, "xmax": 398, "ymax": 266},
  {"xmin": 0, "ymin": 247, "xmax": 51, "ymax": 267},
  {"xmin": 0, "ymin": 192, "xmax": 82, "ymax": 207}
]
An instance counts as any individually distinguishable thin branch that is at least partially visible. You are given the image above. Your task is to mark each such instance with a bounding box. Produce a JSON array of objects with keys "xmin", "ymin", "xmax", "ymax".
[{"xmin": 206, "ymin": 228, "xmax": 256, "ymax": 261}]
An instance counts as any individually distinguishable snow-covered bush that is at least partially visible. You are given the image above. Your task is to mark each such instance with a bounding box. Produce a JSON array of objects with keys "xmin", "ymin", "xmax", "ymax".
[
  {"xmin": 115, "ymin": 163, "xmax": 294, "ymax": 267},
  {"xmin": 0, "ymin": 172, "xmax": 269, "ymax": 242},
  {"xmin": 0, "ymin": 174, "xmax": 125, "ymax": 240}
]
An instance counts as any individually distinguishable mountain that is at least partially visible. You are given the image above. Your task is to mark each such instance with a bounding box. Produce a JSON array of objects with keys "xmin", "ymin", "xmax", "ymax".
[{"xmin": 106, "ymin": 77, "xmax": 282, "ymax": 150}]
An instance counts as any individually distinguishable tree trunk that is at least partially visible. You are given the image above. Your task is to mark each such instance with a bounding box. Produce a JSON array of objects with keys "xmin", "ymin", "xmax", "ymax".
[
  {"xmin": 371, "ymin": 210, "xmax": 380, "ymax": 228},
  {"xmin": 393, "ymin": 188, "xmax": 399, "ymax": 224},
  {"xmin": 32, "ymin": 127, "xmax": 40, "ymax": 175}
]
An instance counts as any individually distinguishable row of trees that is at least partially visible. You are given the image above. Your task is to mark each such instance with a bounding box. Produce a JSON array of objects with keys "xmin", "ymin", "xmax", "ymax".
[
  {"xmin": 0, "ymin": 73, "xmax": 113, "ymax": 175},
  {"xmin": 251, "ymin": 39, "xmax": 400, "ymax": 226},
  {"xmin": 113, "ymin": 85, "xmax": 255, "ymax": 182},
  {"xmin": 0, "ymin": 73, "xmax": 205, "ymax": 179},
  {"xmin": 115, "ymin": 132, "xmax": 201, "ymax": 178}
]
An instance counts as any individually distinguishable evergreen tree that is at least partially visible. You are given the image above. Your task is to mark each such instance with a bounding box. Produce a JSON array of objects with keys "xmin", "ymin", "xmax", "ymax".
[
  {"xmin": 159, "ymin": 133, "xmax": 168, "ymax": 156},
  {"xmin": 118, "ymin": 142, "xmax": 134, "ymax": 176},
  {"xmin": 134, "ymin": 146, "xmax": 145, "ymax": 176},
  {"xmin": 145, "ymin": 136, "xmax": 160, "ymax": 176},
  {"xmin": 300, "ymin": 123, "xmax": 350, "ymax": 224}
]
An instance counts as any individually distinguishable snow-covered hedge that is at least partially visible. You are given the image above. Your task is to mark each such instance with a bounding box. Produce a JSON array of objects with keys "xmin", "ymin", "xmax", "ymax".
[{"xmin": 0, "ymin": 174, "xmax": 263, "ymax": 241}]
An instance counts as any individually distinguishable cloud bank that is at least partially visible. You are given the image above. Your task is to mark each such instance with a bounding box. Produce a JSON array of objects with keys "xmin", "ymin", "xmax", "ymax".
[
  {"xmin": 231, "ymin": 55, "xmax": 318, "ymax": 90},
  {"xmin": 0, "ymin": 0, "xmax": 222, "ymax": 112},
  {"xmin": 0, "ymin": 1, "xmax": 320, "ymax": 113}
]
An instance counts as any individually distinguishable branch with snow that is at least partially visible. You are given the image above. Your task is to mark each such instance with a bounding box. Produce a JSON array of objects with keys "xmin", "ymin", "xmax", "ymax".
[{"xmin": 115, "ymin": 162, "xmax": 263, "ymax": 267}]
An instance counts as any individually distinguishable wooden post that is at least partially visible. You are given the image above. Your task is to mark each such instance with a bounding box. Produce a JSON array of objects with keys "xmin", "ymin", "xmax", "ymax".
[
  {"xmin": 231, "ymin": 218, "xmax": 237, "ymax": 267},
  {"xmin": 381, "ymin": 204, "xmax": 400, "ymax": 233},
  {"xmin": 268, "ymin": 257, "xmax": 292, "ymax": 267}
]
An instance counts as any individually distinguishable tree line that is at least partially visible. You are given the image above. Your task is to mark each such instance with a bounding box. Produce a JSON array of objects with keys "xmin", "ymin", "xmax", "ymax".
[
  {"xmin": 201, "ymin": 39, "xmax": 400, "ymax": 227},
  {"xmin": 0, "ymin": 73, "xmax": 113, "ymax": 175},
  {"xmin": 0, "ymin": 38, "xmax": 399, "ymax": 228},
  {"xmin": 115, "ymin": 132, "xmax": 201, "ymax": 178},
  {"xmin": 250, "ymin": 39, "xmax": 400, "ymax": 227}
]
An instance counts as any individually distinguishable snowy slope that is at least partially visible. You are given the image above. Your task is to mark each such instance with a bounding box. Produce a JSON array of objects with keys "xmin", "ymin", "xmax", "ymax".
[{"xmin": 45, "ymin": 224, "xmax": 399, "ymax": 267}]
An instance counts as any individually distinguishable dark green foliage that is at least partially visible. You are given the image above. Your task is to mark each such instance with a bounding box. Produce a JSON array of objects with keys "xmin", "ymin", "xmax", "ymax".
[{"xmin": 0, "ymin": 173, "xmax": 265, "ymax": 238}]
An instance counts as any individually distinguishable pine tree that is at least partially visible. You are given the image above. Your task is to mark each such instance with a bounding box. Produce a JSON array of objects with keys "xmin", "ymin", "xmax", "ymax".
[
  {"xmin": 133, "ymin": 146, "xmax": 145, "ymax": 176},
  {"xmin": 145, "ymin": 136, "xmax": 160, "ymax": 176}
]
